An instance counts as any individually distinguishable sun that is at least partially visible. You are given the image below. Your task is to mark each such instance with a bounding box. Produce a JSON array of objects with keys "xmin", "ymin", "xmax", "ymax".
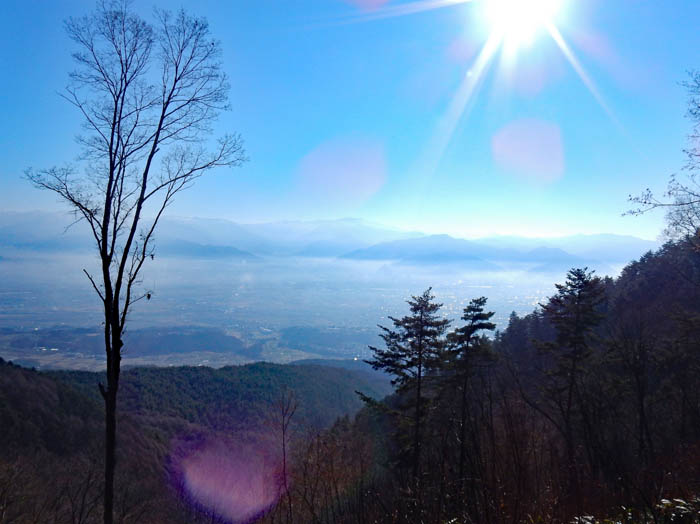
[
  {"xmin": 335, "ymin": 0, "xmax": 613, "ymax": 169},
  {"xmin": 484, "ymin": 0, "xmax": 563, "ymax": 48}
]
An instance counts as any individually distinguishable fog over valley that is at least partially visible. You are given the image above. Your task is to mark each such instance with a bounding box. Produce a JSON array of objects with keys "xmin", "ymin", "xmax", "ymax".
[{"xmin": 0, "ymin": 211, "xmax": 658, "ymax": 369}]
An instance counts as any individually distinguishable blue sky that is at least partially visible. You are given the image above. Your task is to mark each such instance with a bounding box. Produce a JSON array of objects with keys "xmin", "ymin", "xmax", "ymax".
[{"xmin": 1, "ymin": 0, "xmax": 698, "ymax": 239}]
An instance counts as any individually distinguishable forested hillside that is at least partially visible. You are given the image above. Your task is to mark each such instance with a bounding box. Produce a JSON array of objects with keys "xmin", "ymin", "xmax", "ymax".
[
  {"xmin": 255, "ymin": 239, "xmax": 700, "ymax": 524},
  {"xmin": 3, "ymin": 240, "xmax": 700, "ymax": 523},
  {"xmin": 0, "ymin": 360, "xmax": 391, "ymax": 523}
]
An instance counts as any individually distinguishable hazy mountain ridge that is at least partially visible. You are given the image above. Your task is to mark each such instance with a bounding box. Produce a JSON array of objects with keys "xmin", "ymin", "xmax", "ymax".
[
  {"xmin": 157, "ymin": 240, "xmax": 259, "ymax": 260},
  {"xmin": 476, "ymin": 233, "xmax": 659, "ymax": 262},
  {"xmin": 341, "ymin": 233, "xmax": 605, "ymax": 271},
  {"xmin": 159, "ymin": 216, "xmax": 423, "ymax": 257},
  {"xmin": 0, "ymin": 211, "xmax": 658, "ymax": 269}
]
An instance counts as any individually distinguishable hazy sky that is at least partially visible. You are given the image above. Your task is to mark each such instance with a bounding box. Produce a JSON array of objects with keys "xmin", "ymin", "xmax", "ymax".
[{"xmin": 1, "ymin": 0, "xmax": 698, "ymax": 239}]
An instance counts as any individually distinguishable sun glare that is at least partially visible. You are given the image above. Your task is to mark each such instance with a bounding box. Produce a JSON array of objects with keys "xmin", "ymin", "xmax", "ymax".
[
  {"xmin": 484, "ymin": 0, "xmax": 562, "ymax": 47},
  {"xmin": 335, "ymin": 0, "xmax": 615, "ymax": 169}
]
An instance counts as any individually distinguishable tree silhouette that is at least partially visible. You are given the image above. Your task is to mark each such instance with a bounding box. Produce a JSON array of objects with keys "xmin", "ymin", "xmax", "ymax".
[
  {"xmin": 628, "ymin": 70, "xmax": 700, "ymax": 244},
  {"xmin": 366, "ymin": 288, "xmax": 450, "ymax": 496},
  {"xmin": 446, "ymin": 296, "xmax": 496, "ymax": 493},
  {"xmin": 538, "ymin": 267, "xmax": 605, "ymax": 495},
  {"xmin": 25, "ymin": 3, "xmax": 246, "ymax": 522}
]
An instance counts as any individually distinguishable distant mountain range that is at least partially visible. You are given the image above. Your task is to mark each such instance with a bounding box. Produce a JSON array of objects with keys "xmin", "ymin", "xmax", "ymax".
[
  {"xmin": 341, "ymin": 234, "xmax": 592, "ymax": 269},
  {"xmin": 0, "ymin": 211, "xmax": 659, "ymax": 273},
  {"xmin": 475, "ymin": 233, "xmax": 660, "ymax": 263}
]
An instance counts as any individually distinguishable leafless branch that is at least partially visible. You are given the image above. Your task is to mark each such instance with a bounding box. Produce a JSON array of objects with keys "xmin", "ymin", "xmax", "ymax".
[
  {"xmin": 26, "ymin": 3, "xmax": 246, "ymax": 522},
  {"xmin": 627, "ymin": 71, "xmax": 700, "ymax": 243},
  {"xmin": 84, "ymin": 269, "xmax": 106, "ymax": 301}
]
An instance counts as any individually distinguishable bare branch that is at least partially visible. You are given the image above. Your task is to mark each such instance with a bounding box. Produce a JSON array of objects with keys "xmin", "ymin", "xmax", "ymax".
[
  {"xmin": 26, "ymin": 4, "xmax": 246, "ymax": 521},
  {"xmin": 83, "ymin": 269, "xmax": 105, "ymax": 301},
  {"xmin": 24, "ymin": 167, "xmax": 103, "ymax": 250},
  {"xmin": 627, "ymin": 71, "xmax": 700, "ymax": 244}
]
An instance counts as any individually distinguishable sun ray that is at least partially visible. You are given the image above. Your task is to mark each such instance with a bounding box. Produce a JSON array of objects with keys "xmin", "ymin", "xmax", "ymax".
[
  {"xmin": 330, "ymin": 0, "xmax": 629, "ymax": 172},
  {"xmin": 335, "ymin": 0, "xmax": 473, "ymax": 25},
  {"xmin": 546, "ymin": 23, "xmax": 623, "ymax": 129},
  {"xmin": 420, "ymin": 31, "xmax": 502, "ymax": 175}
]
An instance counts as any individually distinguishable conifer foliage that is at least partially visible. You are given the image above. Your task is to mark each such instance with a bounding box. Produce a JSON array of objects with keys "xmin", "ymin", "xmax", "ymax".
[
  {"xmin": 447, "ymin": 296, "xmax": 496, "ymax": 493},
  {"xmin": 537, "ymin": 268, "xmax": 605, "ymax": 474},
  {"xmin": 366, "ymin": 288, "xmax": 450, "ymax": 491}
]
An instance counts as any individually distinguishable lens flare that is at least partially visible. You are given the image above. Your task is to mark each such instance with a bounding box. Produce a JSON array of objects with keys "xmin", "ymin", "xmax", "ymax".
[
  {"xmin": 171, "ymin": 436, "xmax": 284, "ymax": 524},
  {"xmin": 491, "ymin": 118, "xmax": 565, "ymax": 182},
  {"xmin": 296, "ymin": 138, "xmax": 386, "ymax": 206}
]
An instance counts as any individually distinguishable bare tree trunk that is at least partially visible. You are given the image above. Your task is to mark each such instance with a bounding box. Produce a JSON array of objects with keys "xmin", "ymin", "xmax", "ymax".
[
  {"xmin": 102, "ymin": 339, "xmax": 120, "ymax": 524},
  {"xmin": 101, "ymin": 320, "xmax": 123, "ymax": 524},
  {"xmin": 103, "ymin": 391, "xmax": 116, "ymax": 524},
  {"xmin": 458, "ymin": 371, "xmax": 469, "ymax": 488},
  {"xmin": 413, "ymin": 345, "xmax": 423, "ymax": 495}
]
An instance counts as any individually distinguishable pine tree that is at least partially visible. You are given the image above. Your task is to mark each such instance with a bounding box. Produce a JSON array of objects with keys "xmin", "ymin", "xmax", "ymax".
[
  {"xmin": 539, "ymin": 268, "xmax": 605, "ymax": 481},
  {"xmin": 366, "ymin": 288, "xmax": 450, "ymax": 492},
  {"xmin": 446, "ymin": 297, "xmax": 496, "ymax": 489}
]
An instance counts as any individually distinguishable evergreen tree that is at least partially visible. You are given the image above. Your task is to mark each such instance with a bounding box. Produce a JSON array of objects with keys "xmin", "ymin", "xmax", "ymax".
[
  {"xmin": 538, "ymin": 268, "xmax": 605, "ymax": 484},
  {"xmin": 366, "ymin": 288, "xmax": 450, "ymax": 492},
  {"xmin": 446, "ymin": 297, "xmax": 496, "ymax": 490}
]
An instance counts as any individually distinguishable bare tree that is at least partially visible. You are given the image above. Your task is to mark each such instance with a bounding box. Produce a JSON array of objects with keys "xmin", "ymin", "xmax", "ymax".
[
  {"xmin": 25, "ymin": 3, "xmax": 246, "ymax": 523},
  {"xmin": 628, "ymin": 71, "xmax": 700, "ymax": 242},
  {"xmin": 267, "ymin": 388, "xmax": 297, "ymax": 524}
]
